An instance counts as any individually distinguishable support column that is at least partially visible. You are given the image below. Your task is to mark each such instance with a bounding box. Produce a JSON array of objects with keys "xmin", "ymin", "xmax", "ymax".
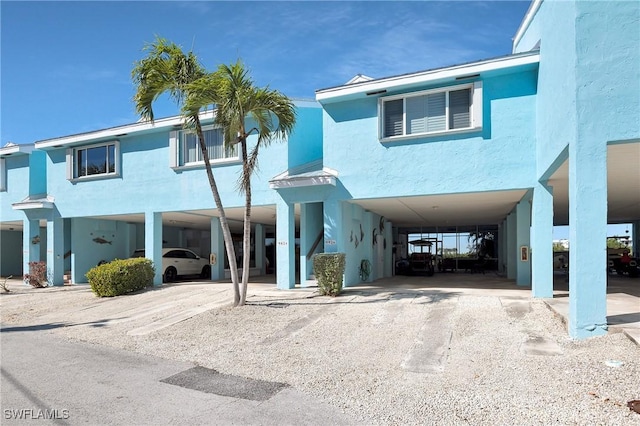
[
  {"xmin": 506, "ymin": 212, "xmax": 516, "ymax": 280},
  {"xmin": 276, "ymin": 198, "xmax": 295, "ymax": 289},
  {"xmin": 498, "ymin": 222, "xmax": 505, "ymax": 274},
  {"xmin": 323, "ymin": 199, "xmax": 344, "ymax": 254},
  {"xmin": 384, "ymin": 220, "xmax": 392, "ymax": 278},
  {"xmin": 210, "ymin": 217, "xmax": 225, "ymax": 281},
  {"xmin": 145, "ymin": 212, "xmax": 163, "ymax": 286},
  {"xmin": 46, "ymin": 211, "xmax": 64, "ymax": 286},
  {"xmin": 23, "ymin": 217, "xmax": 41, "ymax": 275},
  {"xmin": 299, "ymin": 203, "xmax": 311, "ymax": 286},
  {"xmin": 632, "ymin": 221, "xmax": 640, "ymax": 258},
  {"xmin": 531, "ymin": 183, "xmax": 554, "ymax": 297},
  {"xmin": 516, "ymin": 197, "xmax": 532, "ymax": 286},
  {"xmin": 568, "ymin": 138, "xmax": 608, "ymax": 339},
  {"xmin": 255, "ymin": 224, "xmax": 264, "ymax": 275}
]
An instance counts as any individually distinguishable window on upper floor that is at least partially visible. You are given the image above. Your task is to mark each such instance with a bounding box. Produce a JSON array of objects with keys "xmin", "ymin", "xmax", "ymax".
[
  {"xmin": 66, "ymin": 141, "xmax": 120, "ymax": 181},
  {"xmin": 170, "ymin": 126, "xmax": 239, "ymax": 169},
  {"xmin": 379, "ymin": 81, "xmax": 482, "ymax": 142}
]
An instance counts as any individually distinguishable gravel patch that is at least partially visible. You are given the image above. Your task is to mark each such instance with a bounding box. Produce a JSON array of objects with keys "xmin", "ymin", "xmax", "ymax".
[{"xmin": 1, "ymin": 282, "xmax": 639, "ymax": 425}]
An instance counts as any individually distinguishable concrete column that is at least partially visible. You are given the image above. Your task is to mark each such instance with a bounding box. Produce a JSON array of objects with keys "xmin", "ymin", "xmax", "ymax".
[
  {"xmin": 210, "ymin": 217, "xmax": 225, "ymax": 281},
  {"xmin": 632, "ymin": 221, "xmax": 640, "ymax": 258},
  {"xmin": 276, "ymin": 198, "xmax": 295, "ymax": 289},
  {"xmin": 568, "ymin": 139, "xmax": 608, "ymax": 339},
  {"xmin": 516, "ymin": 197, "xmax": 532, "ymax": 286},
  {"xmin": 23, "ymin": 218, "xmax": 41, "ymax": 275},
  {"xmin": 506, "ymin": 212, "xmax": 516, "ymax": 280},
  {"xmin": 323, "ymin": 199, "xmax": 343, "ymax": 254},
  {"xmin": 531, "ymin": 183, "xmax": 554, "ymax": 297},
  {"xmin": 384, "ymin": 220, "xmax": 393, "ymax": 277},
  {"xmin": 299, "ymin": 203, "xmax": 313, "ymax": 285},
  {"xmin": 145, "ymin": 212, "xmax": 163, "ymax": 286},
  {"xmin": 255, "ymin": 224, "xmax": 264, "ymax": 275},
  {"xmin": 498, "ymin": 222, "xmax": 505, "ymax": 274},
  {"xmin": 46, "ymin": 211, "xmax": 64, "ymax": 286}
]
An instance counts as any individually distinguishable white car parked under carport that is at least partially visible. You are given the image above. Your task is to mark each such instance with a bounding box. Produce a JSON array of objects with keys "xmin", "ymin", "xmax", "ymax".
[{"xmin": 131, "ymin": 248, "xmax": 210, "ymax": 282}]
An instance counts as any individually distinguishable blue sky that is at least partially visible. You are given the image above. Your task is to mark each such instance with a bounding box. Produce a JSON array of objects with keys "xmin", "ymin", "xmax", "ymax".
[{"xmin": 1, "ymin": 0, "xmax": 532, "ymax": 145}]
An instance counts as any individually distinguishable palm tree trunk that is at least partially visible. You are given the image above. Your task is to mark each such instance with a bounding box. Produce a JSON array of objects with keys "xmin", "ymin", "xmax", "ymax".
[
  {"xmin": 239, "ymin": 138, "xmax": 251, "ymax": 306},
  {"xmin": 193, "ymin": 116, "xmax": 241, "ymax": 306}
]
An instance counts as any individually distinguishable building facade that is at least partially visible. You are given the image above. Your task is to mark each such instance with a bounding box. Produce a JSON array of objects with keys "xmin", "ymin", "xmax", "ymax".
[{"xmin": 1, "ymin": 0, "xmax": 638, "ymax": 339}]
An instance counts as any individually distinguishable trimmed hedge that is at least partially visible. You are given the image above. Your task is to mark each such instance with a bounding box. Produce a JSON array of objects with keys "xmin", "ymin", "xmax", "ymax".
[
  {"xmin": 86, "ymin": 258, "xmax": 155, "ymax": 297},
  {"xmin": 313, "ymin": 253, "xmax": 346, "ymax": 296}
]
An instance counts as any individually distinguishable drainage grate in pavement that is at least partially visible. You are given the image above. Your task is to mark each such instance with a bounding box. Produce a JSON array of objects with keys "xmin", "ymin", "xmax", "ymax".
[{"xmin": 160, "ymin": 366, "xmax": 289, "ymax": 401}]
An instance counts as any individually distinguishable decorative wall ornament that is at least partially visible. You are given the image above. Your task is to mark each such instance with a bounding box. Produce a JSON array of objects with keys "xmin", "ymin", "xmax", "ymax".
[{"xmin": 93, "ymin": 237, "xmax": 112, "ymax": 245}]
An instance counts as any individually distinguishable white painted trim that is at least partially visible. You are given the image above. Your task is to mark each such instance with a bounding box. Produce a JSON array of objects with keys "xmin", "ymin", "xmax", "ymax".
[
  {"xmin": 269, "ymin": 176, "xmax": 336, "ymax": 189},
  {"xmin": 472, "ymin": 81, "xmax": 483, "ymax": 128},
  {"xmin": 380, "ymin": 126, "xmax": 482, "ymax": 144},
  {"xmin": 68, "ymin": 140, "xmax": 121, "ymax": 182},
  {"xmin": 512, "ymin": 0, "xmax": 543, "ymax": 53},
  {"xmin": 0, "ymin": 158, "xmax": 5, "ymax": 192},
  {"xmin": 12, "ymin": 196, "xmax": 55, "ymax": 210},
  {"xmin": 0, "ymin": 143, "xmax": 35, "ymax": 157},
  {"xmin": 35, "ymin": 111, "xmax": 216, "ymax": 149},
  {"xmin": 171, "ymin": 157, "xmax": 242, "ymax": 172},
  {"xmin": 316, "ymin": 52, "xmax": 539, "ymax": 103},
  {"xmin": 378, "ymin": 82, "xmax": 480, "ymax": 141},
  {"xmin": 169, "ymin": 131, "xmax": 179, "ymax": 168}
]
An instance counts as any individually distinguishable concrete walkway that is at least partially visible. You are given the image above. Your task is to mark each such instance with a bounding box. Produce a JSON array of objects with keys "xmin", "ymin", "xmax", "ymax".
[{"xmin": 544, "ymin": 273, "xmax": 640, "ymax": 345}]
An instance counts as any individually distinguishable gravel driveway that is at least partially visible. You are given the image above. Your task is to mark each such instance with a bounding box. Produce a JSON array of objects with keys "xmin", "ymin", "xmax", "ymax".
[{"xmin": 1, "ymin": 277, "xmax": 639, "ymax": 425}]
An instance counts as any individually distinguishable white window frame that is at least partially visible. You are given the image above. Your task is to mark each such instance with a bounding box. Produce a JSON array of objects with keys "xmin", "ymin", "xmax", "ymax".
[
  {"xmin": 378, "ymin": 81, "xmax": 483, "ymax": 142},
  {"xmin": 170, "ymin": 126, "xmax": 240, "ymax": 170},
  {"xmin": 0, "ymin": 158, "xmax": 6, "ymax": 192},
  {"xmin": 66, "ymin": 140, "xmax": 120, "ymax": 182}
]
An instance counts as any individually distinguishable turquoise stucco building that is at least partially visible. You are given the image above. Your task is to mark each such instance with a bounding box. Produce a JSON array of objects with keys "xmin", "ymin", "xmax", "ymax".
[{"xmin": 1, "ymin": 0, "xmax": 638, "ymax": 339}]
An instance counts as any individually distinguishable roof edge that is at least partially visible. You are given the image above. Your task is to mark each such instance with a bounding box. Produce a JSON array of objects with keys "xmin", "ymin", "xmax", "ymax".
[
  {"xmin": 512, "ymin": 0, "xmax": 543, "ymax": 53},
  {"xmin": 315, "ymin": 51, "xmax": 539, "ymax": 103}
]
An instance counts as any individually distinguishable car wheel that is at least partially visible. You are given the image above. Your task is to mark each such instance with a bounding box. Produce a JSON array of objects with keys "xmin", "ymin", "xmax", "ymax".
[
  {"xmin": 201, "ymin": 265, "xmax": 211, "ymax": 279},
  {"xmin": 164, "ymin": 266, "xmax": 177, "ymax": 283}
]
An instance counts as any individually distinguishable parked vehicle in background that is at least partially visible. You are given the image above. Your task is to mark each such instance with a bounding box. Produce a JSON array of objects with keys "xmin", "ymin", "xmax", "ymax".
[
  {"xmin": 131, "ymin": 248, "xmax": 210, "ymax": 282},
  {"xmin": 608, "ymin": 248, "xmax": 639, "ymax": 278}
]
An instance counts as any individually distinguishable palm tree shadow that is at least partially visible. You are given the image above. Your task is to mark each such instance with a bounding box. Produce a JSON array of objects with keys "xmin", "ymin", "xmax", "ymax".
[{"xmin": 1, "ymin": 319, "xmax": 115, "ymax": 333}]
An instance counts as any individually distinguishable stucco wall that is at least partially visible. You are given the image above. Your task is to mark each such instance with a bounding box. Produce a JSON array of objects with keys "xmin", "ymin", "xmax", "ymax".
[
  {"xmin": 322, "ymin": 69, "xmax": 538, "ymax": 200},
  {"xmin": 1, "ymin": 155, "xmax": 30, "ymax": 222},
  {"xmin": 44, "ymin": 104, "xmax": 321, "ymax": 219}
]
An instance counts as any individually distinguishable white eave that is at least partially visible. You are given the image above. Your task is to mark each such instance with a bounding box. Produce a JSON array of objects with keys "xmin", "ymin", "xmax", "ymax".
[
  {"xmin": 12, "ymin": 195, "xmax": 55, "ymax": 210},
  {"xmin": 269, "ymin": 160, "xmax": 338, "ymax": 189},
  {"xmin": 512, "ymin": 0, "xmax": 543, "ymax": 53},
  {"xmin": 316, "ymin": 51, "xmax": 540, "ymax": 104},
  {"xmin": 0, "ymin": 143, "xmax": 35, "ymax": 158},
  {"xmin": 35, "ymin": 110, "xmax": 216, "ymax": 149}
]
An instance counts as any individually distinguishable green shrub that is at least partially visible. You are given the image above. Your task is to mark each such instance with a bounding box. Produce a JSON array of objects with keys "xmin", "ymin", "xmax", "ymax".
[
  {"xmin": 24, "ymin": 261, "xmax": 49, "ymax": 288},
  {"xmin": 86, "ymin": 258, "xmax": 154, "ymax": 297},
  {"xmin": 313, "ymin": 253, "xmax": 346, "ymax": 296}
]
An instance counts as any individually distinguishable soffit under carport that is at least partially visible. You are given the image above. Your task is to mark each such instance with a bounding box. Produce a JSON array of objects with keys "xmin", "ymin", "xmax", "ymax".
[
  {"xmin": 548, "ymin": 142, "xmax": 640, "ymax": 226},
  {"xmin": 350, "ymin": 190, "xmax": 528, "ymax": 231},
  {"xmin": 89, "ymin": 205, "xmax": 292, "ymax": 233}
]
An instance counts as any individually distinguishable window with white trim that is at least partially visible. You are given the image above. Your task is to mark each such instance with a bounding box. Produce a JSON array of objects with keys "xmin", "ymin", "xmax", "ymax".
[
  {"xmin": 379, "ymin": 81, "xmax": 482, "ymax": 141},
  {"xmin": 170, "ymin": 126, "xmax": 238, "ymax": 168},
  {"xmin": 66, "ymin": 141, "xmax": 120, "ymax": 181}
]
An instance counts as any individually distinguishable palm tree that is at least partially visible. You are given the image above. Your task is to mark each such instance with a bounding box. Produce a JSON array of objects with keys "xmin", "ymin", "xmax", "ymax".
[
  {"xmin": 186, "ymin": 60, "xmax": 296, "ymax": 305},
  {"xmin": 132, "ymin": 37, "xmax": 241, "ymax": 304}
]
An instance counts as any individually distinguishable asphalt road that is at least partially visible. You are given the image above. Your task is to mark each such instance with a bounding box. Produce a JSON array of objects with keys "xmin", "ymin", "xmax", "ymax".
[{"xmin": 0, "ymin": 328, "xmax": 355, "ymax": 425}]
